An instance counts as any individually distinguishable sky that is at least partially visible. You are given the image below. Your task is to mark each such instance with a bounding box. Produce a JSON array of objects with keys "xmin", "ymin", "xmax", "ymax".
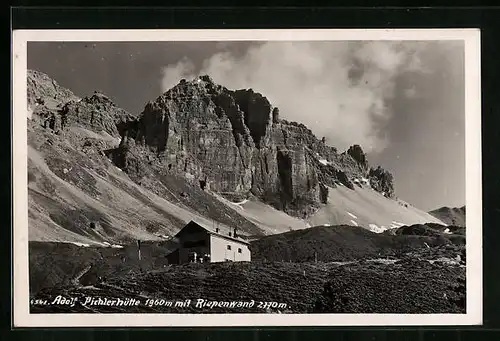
[{"xmin": 27, "ymin": 40, "xmax": 465, "ymax": 211}]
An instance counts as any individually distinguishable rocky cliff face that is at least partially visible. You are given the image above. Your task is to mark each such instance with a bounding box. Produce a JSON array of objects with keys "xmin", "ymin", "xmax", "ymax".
[
  {"xmin": 32, "ymin": 92, "xmax": 135, "ymax": 138},
  {"xmin": 27, "ymin": 70, "xmax": 79, "ymax": 108},
  {"xmin": 28, "ymin": 68, "xmax": 134, "ymax": 140},
  {"xmin": 114, "ymin": 76, "xmax": 396, "ymax": 218}
]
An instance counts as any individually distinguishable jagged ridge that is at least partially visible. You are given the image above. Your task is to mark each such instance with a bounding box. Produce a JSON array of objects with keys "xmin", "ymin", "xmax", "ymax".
[{"xmin": 115, "ymin": 75, "xmax": 396, "ymax": 218}]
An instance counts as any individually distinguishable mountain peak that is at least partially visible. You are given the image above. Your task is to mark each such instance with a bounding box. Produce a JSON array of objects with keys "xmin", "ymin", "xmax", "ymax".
[
  {"xmin": 428, "ymin": 206, "xmax": 466, "ymax": 227},
  {"xmin": 27, "ymin": 69, "xmax": 79, "ymax": 108},
  {"xmin": 114, "ymin": 77, "xmax": 398, "ymax": 218}
]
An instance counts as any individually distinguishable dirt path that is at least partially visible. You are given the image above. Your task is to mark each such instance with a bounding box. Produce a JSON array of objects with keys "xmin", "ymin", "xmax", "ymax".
[{"xmin": 71, "ymin": 264, "xmax": 92, "ymax": 286}]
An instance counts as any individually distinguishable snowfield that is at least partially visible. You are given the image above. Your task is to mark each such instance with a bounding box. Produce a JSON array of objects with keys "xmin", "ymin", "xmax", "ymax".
[{"xmin": 308, "ymin": 186, "xmax": 445, "ymax": 233}]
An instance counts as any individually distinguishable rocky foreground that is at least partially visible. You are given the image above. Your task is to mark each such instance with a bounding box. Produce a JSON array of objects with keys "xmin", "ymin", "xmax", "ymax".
[{"xmin": 30, "ymin": 258, "xmax": 465, "ymax": 314}]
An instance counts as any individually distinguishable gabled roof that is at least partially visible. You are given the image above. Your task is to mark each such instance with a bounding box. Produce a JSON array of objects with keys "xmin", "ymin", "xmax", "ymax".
[{"xmin": 175, "ymin": 220, "xmax": 250, "ymax": 245}]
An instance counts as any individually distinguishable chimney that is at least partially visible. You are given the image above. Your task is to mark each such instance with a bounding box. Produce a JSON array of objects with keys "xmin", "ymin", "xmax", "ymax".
[
  {"xmin": 233, "ymin": 228, "xmax": 237, "ymax": 238},
  {"xmin": 215, "ymin": 227, "xmax": 219, "ymax": 233},
  {"xmin": 228, "ymin": 231, "xmax": 232, "ymax": 237}
]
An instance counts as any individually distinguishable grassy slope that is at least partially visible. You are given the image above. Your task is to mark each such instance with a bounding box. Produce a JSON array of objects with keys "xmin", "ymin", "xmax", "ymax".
[
  {"xmin": 29, "ymin": 223, "xmax": 465, "ymax": 293},
  {"xmin": 314, "ymin": 259, "xmax": 465, "ymax": 313},
  {"xmin": 29, "ymin": 240, "xmax": 176, "ymax": 294},
  {"xmin": 31, "ymin": 259, "xmax": 464, "ymax": 314},
  {"xmin": 29, "ymin": 222, "xmax": 465, "ymax": 314},
  {"xmin": 250, "ymin": 224, "xmax": 465, "ymax": 262}
]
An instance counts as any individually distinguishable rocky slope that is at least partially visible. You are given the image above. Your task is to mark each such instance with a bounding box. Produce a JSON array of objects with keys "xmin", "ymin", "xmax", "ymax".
[
  {"xmin": 26, "ymin": 70, "xmax": 445, "ymax": 244},
  {"xmin": 429, "ymin": 206, "xmax": 466, "ymax": 227}
]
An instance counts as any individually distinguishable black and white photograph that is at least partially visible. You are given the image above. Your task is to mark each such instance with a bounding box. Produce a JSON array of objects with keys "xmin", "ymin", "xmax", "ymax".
[{"xmin": 12, "ymin": 29, "xmax": 482, "ymax": 327}]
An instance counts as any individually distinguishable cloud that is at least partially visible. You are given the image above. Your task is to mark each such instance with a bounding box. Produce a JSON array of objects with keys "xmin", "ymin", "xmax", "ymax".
[
  {"xmin": 161, "ymin": 57, "xmax": 196, "ymax": 91},
  {"xmin": 160, "ymin": 41, "xmax": 429, "ymax": 153}
]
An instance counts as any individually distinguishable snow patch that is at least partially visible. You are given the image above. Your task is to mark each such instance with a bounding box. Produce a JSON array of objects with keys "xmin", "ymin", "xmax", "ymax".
[
  {"xmin": 347, "ymin": 212, "xmax": 357, "ymax": 219},
  {"xmin": 102, "ymin": 242, "xmax": 111, "ymax": 246},
  {"xmin": 323, "ymin": 223, "xmax": 330, "ymax": 227},
  {"xmin": 27, "ymin": 106, "xmax": 33, "ymax": 120},
  {"xmin": 443, "ymin": 228, "xmax": 452, "ymax": 234},
  {"xmin": 70, "ymin": 242, "xmax": 90, "ymax": 247},
  {"xmin": 392, "ymin": 221, "xmax": 406, "ymax": 226},
  {"xmin": 368, "ymin": 223, "xmax": 385, "ymax": 233},
  {"xmin": 388, "ymin": 221, "xmax": 406, "ymax": 229},
  {"xmin": 350, "ymin": 220, "xmax": 358, "ymax": 226},
  {"xmin": 111, "ymin": 244, "xmax": 124, "ymax": 248},
  {"xmin": 318, "ymin": 159, "xmax": 328, "ymax": 166},
  {"xmin": 115, "ymin": 166, "xmax": 122, "ymax": 172}
]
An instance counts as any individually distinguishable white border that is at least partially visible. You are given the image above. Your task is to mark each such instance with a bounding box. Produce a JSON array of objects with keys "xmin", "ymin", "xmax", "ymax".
[{"xmin": 12, "ymin": 29, "xmax": 482, "ymax": 327}]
